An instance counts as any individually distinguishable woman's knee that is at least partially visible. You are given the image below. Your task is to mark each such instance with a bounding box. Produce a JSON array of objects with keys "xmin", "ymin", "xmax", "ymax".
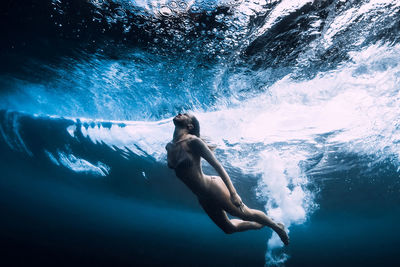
[
  {"xmin": 240, "ymin": 207, "xmax": 265, "ymax": 222},
  {"xmin": 221, "ymin": 220, "xmax": 238, "ymax": 234},
  {"xmin": 234, "ymin": 205, "xmax": 255, "ymax": 220}
]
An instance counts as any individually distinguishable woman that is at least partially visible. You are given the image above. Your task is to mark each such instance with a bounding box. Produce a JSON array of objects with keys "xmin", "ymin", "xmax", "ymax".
[{"xmin": 166, "ymin": 113, "xmax": 289, "ymax": 245}]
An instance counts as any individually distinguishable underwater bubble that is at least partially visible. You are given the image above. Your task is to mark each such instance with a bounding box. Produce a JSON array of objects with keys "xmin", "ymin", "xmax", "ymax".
[
  {"xmin": 114, "ymin": 8, "xmax": 126, "ymax": 19},
  {"xmin": 123, "ymin": 25, "xmax": 131, "ymax": 33},
  {"xmin": 93, "ymin": 10, "xmax": 103, "ymax": 22},
  {"xmin": 190, "ymin": 5, "xmax": 201, "ymax": 13},
  {"xmin": 215, "ymin": 14, "xmax": 225, "ymax": 22},
  {"xmin": 90, "ymin": 0, "xmax": 105, "ymax": 8},
  {"xmin": 178, "ymin": 1, "xmax": 188, "ymax": 9},
  {"xmin": 168, "ymin": 1, "xmax": 178, "ymax": 9},
  {"xmin": 159, "ymin": 6, "xmax": 173, "ymax": 17}
]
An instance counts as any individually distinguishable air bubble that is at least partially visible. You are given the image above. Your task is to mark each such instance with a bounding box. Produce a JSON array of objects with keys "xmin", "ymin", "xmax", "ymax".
[
  {"xmin": 168, "ymin": 1, "xmax": 178, "ymax": 9},
  {"xmin": 115, "ymin": 8, "xmax": 126, "ymax": 18},
  {"xmin": 190, "ymin": 5, "xmax": 201, "ymax": 13},
  {"xmin": 178, "ymin": 1, "xmax": 187, "ymax": 9},
  {"xmin": 123, "ymin": 25, "xmax": 131, "ymax": 33},
  {"xmin": 159, "ymin": 6, "xmax": 173, "ymax": 17}
]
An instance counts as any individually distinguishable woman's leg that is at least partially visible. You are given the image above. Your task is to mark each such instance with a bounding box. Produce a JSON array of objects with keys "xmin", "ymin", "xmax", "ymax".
[
  {"xmin": 198, "ymin": 198, "xmax": 264, "ymax": 234},
  {"xmin": 223, "ymin": 201, "xmax": 289, "ymax": 245},
  {"xmin": 207, "ymin": 176, "xmax": 289, "ymax": 244}
]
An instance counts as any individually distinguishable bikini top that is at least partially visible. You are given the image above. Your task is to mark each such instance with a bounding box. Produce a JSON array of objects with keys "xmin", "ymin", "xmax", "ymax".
[{"xmin": 166, "ymin": 140, "xmax": 193, "ymax": 170}]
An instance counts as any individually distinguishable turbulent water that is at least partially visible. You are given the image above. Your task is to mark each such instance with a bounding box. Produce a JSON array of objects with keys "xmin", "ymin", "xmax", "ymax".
[{"xmin": 1, "ymin": 0, "xmax": 400, "ymax": 266}]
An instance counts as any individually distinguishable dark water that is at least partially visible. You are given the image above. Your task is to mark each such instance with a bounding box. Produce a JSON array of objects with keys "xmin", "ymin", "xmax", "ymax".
[{"xmin": 1, "ymin": 0, "xmax": 400, "ymax": 266}]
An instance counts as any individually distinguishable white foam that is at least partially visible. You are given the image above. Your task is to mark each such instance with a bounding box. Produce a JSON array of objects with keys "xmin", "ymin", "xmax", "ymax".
[
  {"xmin": 57, "ymin": 151, "xmax": 110, "ymax": 176},
  {"xmin": 79, "ymin": 118, "xmax": 172, "ymax": 160},
  {"xmin": 45, "ymin": 150, "xmax": 60, "ymax": 166}
]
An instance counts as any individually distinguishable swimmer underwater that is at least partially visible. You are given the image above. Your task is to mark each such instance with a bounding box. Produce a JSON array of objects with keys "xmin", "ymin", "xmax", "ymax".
[{"xmin": 166, "ymin": 113, "xmax": 289, "ymax": 245}]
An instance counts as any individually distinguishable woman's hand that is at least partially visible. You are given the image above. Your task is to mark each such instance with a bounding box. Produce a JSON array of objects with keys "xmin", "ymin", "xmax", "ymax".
[{"xmin": 230, "ymin": 192, "xmax": 244, "ymax": 211}]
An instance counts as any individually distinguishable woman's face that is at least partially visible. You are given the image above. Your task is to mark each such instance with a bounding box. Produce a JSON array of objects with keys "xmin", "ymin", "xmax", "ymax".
[{"xmin": 173, "ymin": 113, "xmax": 191, "ymax": 127}]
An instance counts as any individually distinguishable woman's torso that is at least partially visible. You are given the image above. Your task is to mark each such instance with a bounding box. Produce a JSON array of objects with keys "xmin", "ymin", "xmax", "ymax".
[{"xmin": 166, "ymin": 138, "xmax": 211, "ymax": 196}]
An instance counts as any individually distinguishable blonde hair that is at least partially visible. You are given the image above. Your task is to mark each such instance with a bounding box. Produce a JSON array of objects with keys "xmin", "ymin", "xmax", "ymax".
[{"xmin": 188, "ymin": 114, "xmax": 216, "ymax": 151}]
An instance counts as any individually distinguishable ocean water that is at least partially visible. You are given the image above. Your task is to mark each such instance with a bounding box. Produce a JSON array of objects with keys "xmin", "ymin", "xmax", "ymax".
[{"xmin": 1, "ymin": 0, "xmax": 400, "ymax": 266}]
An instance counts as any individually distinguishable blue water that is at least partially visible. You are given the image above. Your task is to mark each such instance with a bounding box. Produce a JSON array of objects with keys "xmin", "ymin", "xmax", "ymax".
[{"xmin": 1, "ymin": 0, "xmax": 400, "ymax": 266}]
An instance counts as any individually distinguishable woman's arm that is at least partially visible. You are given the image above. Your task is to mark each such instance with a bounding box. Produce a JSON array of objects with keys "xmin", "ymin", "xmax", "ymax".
[{"xmin": 189, "ymin": 137, "xmax": 243, "ymax": 208}]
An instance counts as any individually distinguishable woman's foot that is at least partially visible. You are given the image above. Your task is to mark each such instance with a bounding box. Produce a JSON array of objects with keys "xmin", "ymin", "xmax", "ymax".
[{"xmin": 276, "ymin": 223, "xmax": 290, "ymax": 246}]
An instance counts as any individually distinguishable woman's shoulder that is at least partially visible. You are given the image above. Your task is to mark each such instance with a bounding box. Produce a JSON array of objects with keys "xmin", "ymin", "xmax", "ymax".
[
  {"xmin": 166, "ymin": 135, "xmax": 199, "ymax": 149},
  {"xmin": 185, "ymin": 134, "xmax": 202, "ymax": 144},
  {"xmin": 186, "ymin": 135, "xmax": 207, "ymax": 150}
]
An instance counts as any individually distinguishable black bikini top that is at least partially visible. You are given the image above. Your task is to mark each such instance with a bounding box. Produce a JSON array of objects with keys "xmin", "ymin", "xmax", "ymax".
[{"xmin": 166, "ymin": 140, "xmax": 193, "ymax": 169}]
